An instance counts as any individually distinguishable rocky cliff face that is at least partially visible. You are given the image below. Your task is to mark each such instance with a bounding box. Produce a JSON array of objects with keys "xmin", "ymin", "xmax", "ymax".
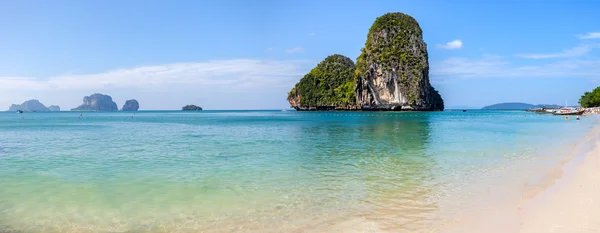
[
  {"xmin": 8, "ymin": 99, "xmax": 54, "ymax": 112},
  {"xmin": 122, "ymin": 99, "xmax": 139, "ymax": 111},
  {"xmin": 355, "ymin": 12, "xmax": 443, "ymax": 111},
  {"xmin": 287, "ymin": 54, "xmax": 357, "ymax": 110},
  {"xmin": 71, "ymin": 93, "xmax": 118, "ymax": 111},
  {"xmin": 48, "ymin": 105, "xmax": 61, "ymax": 111}
]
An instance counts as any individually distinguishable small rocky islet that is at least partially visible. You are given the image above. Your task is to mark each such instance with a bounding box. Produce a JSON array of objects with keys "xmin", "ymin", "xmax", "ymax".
[
  {"xmin": 122, "ymin": 99, "xmax": 140, "ymax": 111},
  {"xmin": 182, "ymin": 105, "xmax": 202, "ymax": 111},
  {"xmin": 287, "ymin": 12, "xmax": 444, "ymax": 111}
]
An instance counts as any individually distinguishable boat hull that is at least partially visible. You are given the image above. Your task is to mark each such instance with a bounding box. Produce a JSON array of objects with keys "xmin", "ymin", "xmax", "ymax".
[{"xmin": 552, "ymin": 110, "xmax": 585, "ymax": 116}]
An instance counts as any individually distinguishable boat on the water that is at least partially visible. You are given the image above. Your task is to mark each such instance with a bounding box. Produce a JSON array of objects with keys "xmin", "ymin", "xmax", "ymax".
[
  {"xmin": 16, "ymin": 110, "xmax": 23, "ymax": 113},
  {"xmin": 552, "ymin": 109, "xmax": 585, "ymax": 116}
]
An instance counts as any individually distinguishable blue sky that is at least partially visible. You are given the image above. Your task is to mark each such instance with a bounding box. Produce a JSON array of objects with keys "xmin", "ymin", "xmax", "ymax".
[{"xmin": 1, "ymin": 0, "xmax": 599, "ymax": 110}]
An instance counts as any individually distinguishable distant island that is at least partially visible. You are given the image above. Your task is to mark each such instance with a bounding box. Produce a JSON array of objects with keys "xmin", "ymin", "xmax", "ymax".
[
  {"xmin": 287, "ymin": 12, "xmax": 443, "ymax": 111},
  {"xmin": 482, "ymin": 102, "xmax": 561, "ymax": 110},
  {"xmin": 182, "ymin": 105, "xmax": 202, "ymax": 111},
  {"xmin": 122, "ymin": 99, "xmax": 140, "ymax": 111},
  {"xmin": 71, "ymin": 93, "xmax": 118, "ymax": 111},
  {"xmin": 8, "ymin": 99, "xmax": 60, "ymax": 112}
]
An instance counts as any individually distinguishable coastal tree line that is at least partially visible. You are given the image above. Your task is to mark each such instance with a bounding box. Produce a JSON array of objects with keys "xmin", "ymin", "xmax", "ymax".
[{"xmin": 579, "ymin": 86, "xmax": 600, "ymax": 108}]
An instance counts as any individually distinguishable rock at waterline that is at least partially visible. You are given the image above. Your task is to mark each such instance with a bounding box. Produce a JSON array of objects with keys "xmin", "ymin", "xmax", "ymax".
[
  {"xmin": 122, "ymin": 99, "xmax": 140, "ymax": 111},
  {"xmin": 182, "ymin": 105, "xmax": 202, "ymax": 111}
]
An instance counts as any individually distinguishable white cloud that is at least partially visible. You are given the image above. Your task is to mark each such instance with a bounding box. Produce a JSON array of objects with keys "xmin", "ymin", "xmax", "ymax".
[
  {"xmin": 0, "ymin": 59, "xmax": 315, "ymax": 110},
  {"xmin": 436, "ymin": 40, "xmax": 463, "ymax": 50},
  {"xmin": 265, "ymin": 48, "xmax": 273, "ymax": 53},
  {"xmin": 430, "ymin": 55, "xmax": 600, "ymax": 80},
  {"xmin": 515, "ymin": 44, "xmax": 596, "ymax": 59},
  {"xmin": 0, "ymin": 59, "xmax": 312, "ymax": 91},
  {"xmin": 285, "ymin": 47, "xmax": 305, "ymax": 54},
  {"xmin": 577, "ymin": 32, "xmax": 600, "ymax": 39}
]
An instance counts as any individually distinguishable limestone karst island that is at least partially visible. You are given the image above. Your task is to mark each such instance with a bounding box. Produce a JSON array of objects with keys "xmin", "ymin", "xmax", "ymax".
[
  {"xmin": 287, "ymin": 12, "xmax": 444, "ymax": 111},
  {"xmin": 71, "ymin": 93, "xmax": 119, "ymax": 111},
  {"xmin": 8, "ymin": 99, "xmax": 60, "ymax": 112},
  {"xmin": 70, "ymin": 93, "xmax": 140, "ymax": 111}
]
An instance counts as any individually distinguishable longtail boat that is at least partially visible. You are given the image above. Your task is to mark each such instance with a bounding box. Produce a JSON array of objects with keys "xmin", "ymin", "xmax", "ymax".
[{"xmin": 552, "ymin": 109, "xmax": 585, "ymax": 116}]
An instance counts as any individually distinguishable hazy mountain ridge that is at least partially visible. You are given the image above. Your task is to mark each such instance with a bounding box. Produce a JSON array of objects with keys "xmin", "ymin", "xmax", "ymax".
[{"xmin": 482, "ymin": 102, "xmax": 562, "ymax": 110}]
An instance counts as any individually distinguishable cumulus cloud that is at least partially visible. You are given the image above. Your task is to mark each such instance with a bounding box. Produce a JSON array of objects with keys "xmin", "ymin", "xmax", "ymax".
[
  {"xmin": 515, "ymin": 44, "xmax": 596, "ymax": 59},
  {"xmin": 285, "ymin": 47, "xmax": 305, "ymax": 54},
  {"xmin": 0, "ymin": 59, "xmax": 313, "ymax": 91},
  {"xmin": 436, "ymin": 40, "xmax": 463, "ymax": 50},
  {"xmin": 577, "ymin": 32, "xmax": 600, "ymax": 39}
]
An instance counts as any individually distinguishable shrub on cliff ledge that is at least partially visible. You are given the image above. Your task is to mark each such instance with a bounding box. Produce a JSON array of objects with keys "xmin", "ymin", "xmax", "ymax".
[{"xmin": 287, "ymin": 54, "xmax": 356, "ymax": 108}]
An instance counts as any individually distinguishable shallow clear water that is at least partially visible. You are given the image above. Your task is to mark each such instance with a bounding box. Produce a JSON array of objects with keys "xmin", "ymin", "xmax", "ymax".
[{"xmin": 0, "ymin": 110, "xmax": 596, "ymax": 232}]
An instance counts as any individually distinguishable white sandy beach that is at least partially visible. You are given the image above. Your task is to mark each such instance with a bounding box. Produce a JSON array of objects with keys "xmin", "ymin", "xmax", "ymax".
[
  {"xmin": 438, "ymin": 117, "xmax": 600, "ymax": 233},
  {"xmin": 519, "ymin": 132, "xmax": 600, "ymax": 233}
]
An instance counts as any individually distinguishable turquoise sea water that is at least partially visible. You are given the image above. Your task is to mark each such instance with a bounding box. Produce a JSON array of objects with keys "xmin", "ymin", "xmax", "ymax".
[{"xmin": 0, "ymin": 110, "xmax": 597, "ymax": 232}]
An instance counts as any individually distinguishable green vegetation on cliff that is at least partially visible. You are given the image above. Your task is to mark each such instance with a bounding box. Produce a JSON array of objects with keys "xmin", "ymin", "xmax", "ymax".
[
  {"xmin": 579, "ymin": 86, "xmax": 600, "ymax": 108},
  {"xmin": 356, "ymin": 12, "xmax": 424, "ymax": 77},
  {"xmin": 287, "ymin": 54, "xmax": 356, "ymax": 108}
]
